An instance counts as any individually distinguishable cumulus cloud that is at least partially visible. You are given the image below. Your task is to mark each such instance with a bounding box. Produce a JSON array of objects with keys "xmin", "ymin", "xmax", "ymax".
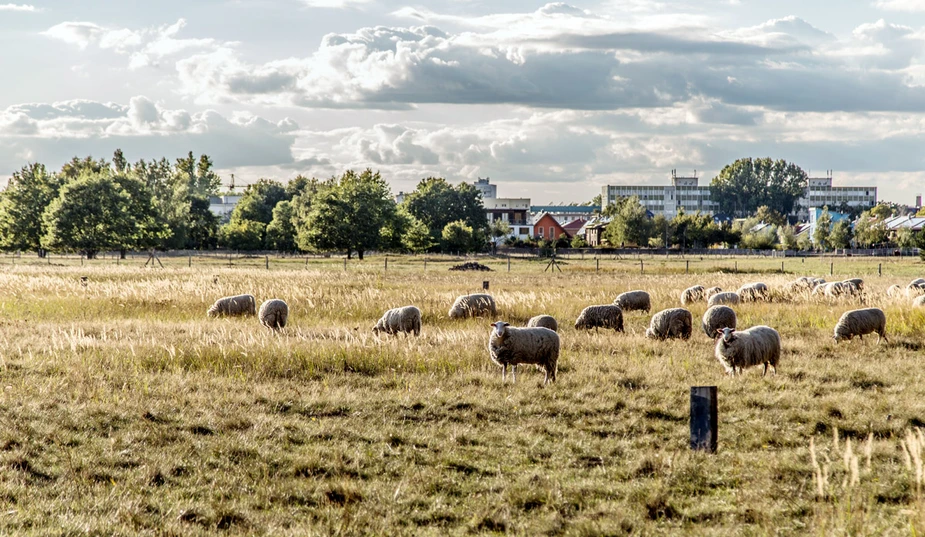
[
  {"xmin": 874, "ymin": 0, "xmax": 925, "ymax": 11},
  {"xmin": 0, "ymin": 3, "xmax": 36, "ymax": 11},
  {"xmin": 0, "ymin": 97, "xmax": 299, "ymax": 174}
]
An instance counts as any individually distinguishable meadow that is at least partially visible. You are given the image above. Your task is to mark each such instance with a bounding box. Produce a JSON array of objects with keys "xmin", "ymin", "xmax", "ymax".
[{"xmin": 1, "ymin": 253, "xmax": 925, "ymax": 535}]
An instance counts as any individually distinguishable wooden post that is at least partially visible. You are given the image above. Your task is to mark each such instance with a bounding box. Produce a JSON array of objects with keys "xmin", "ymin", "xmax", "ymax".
[
  {"xmin": 424, "ymin": 260, "xmax": 427, "ymax": 271},
  {"xmin": 686, "ymin": 260, "xmax": 689, "ymax": 274},
  {"xmin": 830, "ymin": 262, "xmax": 833, "ymax": 276},
  {"xmin": 734, "ymin": 261, "xmax": 737, "ymax": 273},
  {"xmin": 596, "ymin": 257, "xmax": 599, "ymax": 272},
  {"xmin": 483, "ymin": 281, "xmax": 489, "ymax": 291},
  {"xmin": 879, "ymin": 263, "xmax": 882, "ymax": 277},
  {"xmin": 508, "ymin": 255, "xmax": 511, "ymax": 272},
  {"xmin": 640, "ymin": 260, "xmax": 643, "ymax": 274},
  {"xmin": 690, "ymin": 386, "xmax": 718, "ymax": 453},
  {"xmin": 344, "ymin": 258, "xmax": 347, "ymax": 271},
  {"xmin": 385, "ymin": 257, "xmax": 388, "ymax": 271},
  {"xmin": 265, "ymin": 256, "xmax": 269, "ymax": 270},
  {"xmin": 781, "ymin": 261, "xmax": 784, "ymax": 273},
  {"xmin": 189, "ymin": 255, "xmax": 192, "ymax": 268}
]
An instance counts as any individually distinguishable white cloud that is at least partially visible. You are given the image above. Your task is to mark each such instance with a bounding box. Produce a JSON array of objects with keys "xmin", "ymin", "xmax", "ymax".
[
  {"xmin": 874, "ymin": 0, "xmax": 925, "ymax": 11},
  {"xmin": 0, "ymin": 3, "xmax": 36, "ymax": 11},
  {"xmin": 41, "ymin": 22, "xmax": 104, "ymax": 50},
  {"xmin": 299, "ymin": 0, "xmax": 372, "ymax": 7}
]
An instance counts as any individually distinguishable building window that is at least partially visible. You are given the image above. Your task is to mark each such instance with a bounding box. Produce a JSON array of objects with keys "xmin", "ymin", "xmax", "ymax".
[
  {"xmin": 549, "ymin": 227, "xmax": 554, "ymax": 239},
  {"xmin": 519, "ymin": 227, "xmax": 529, "ymax": 235},
  {"xmin": 538, "ymin": 227, "xmax": 544, "ymax": 238}
]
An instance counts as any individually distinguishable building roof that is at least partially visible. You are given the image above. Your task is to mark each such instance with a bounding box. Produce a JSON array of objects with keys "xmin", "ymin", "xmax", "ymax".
[
  {"xmin": 884, "ymin": 215, "xmax": 925, "ymax": 231},
  {"xmin": 530, "ymin": 205, "xmax": 599, "ymax": 214},
  {"xmin": 561, "ymin": 219, "xmax": 587, "ymax": 235}
]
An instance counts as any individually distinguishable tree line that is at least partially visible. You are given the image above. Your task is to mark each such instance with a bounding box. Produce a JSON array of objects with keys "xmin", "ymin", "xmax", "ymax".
[{"xmin": 0, "ymin": 150, "xmax": 493, "ymax": 258}]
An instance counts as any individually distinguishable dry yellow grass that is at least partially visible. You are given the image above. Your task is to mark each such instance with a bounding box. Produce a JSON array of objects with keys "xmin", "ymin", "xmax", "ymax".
[{"xmin": 0, "ymin": 255, "xmax": 924, "ymax": 534}]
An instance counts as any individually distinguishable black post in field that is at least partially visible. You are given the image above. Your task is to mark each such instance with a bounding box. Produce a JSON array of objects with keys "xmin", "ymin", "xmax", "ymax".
[{"xmin": 690, "ymin": 386, "xmax": 718, "ymax": 453}]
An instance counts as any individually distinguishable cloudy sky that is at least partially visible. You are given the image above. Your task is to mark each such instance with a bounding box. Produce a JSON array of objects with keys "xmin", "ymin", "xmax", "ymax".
[{"xmin": 2, "ymin": 1, "xmax": 925, "ymax": 204}]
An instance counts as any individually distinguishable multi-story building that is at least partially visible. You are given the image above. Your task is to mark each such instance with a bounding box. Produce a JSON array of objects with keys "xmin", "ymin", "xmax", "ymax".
[
  {"xmin": 793, "ymin": 174, "xmax": 877, "ymax": 219},
  {"xmin": 208, "ymin": 194, "xmax": 242, "ymax": 222},
  {"xmin": 529, "ymin": 205, "xmax": 598, "ymax": 224},
  {"xmin": 601, "ymin": 171, "xmax": 717, "ymax": 217},
  {"xmin": 473, "ymin": 177, "xmax": 497, "ymax": 199},
  {"xmin": 474, "ymin": 177, "xmax": 533, "ymax": 240}
]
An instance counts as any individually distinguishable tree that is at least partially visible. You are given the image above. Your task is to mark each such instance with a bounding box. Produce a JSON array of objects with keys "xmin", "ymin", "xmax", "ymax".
[
  {"xmin": 870, "ymin": 203, "xmax": 894, "ymax": 220},
  {"xmin": 0, "ymin": 163, "xmax": 64, "ymax": 256},
  {"xmin": 813, "ymin": 208, "xmax": 832, "ymax": 250},
  {"xmin": 166, "ymin": 152, "xmax": 222, "ymax": 249},
  {"xmin": 265, "ymin": 200, "xmax": 298, "ymax": 252},
  {"xmin": 895, "ymin": 228, "xmax": 918, "ymax": 249},
  {"xmin": 60, "ymin": 155, "xmax": 109, "ymax": 179},
  {"xmin": 41, "ymin": 172, "xmax": 162, "ymax": 258},
  {"xmin": 570, "ymin": 234, "xmax": 588, "ymax": 248},
  {"xmin": 827, "ymin": 220, "xmax": 853, "ymax": 250},
  {"xmin": 489, "ymin": 218, "xmax": 510, "ymax": 252},
  {"xmin": 401, "ymin": 212, "xmax": 436, "ymax": 253},
  {"xmin": 230, "ymin": 179, "xmax": 288, "ymax": 225},
  {"xmin": 777, "ymin": 225, "xmax": 798, "ymax": 251},
  {"xmin": 710, "ymin": 158, "xmax": 808, "ymax": 217},
  {"xmin": 298, "ymin": 169, "xmax": 395, "ymax": 259},
  {"xmin": 401, "ymin": 177, "xmax": 487, "ymax": 250},
  {"xmin": 219, "ymin": 220, "xmax": 266, "ymax": 251},
  {"xmin": 442, "ymin": 220, "xmax": 475, "ymax": 253},
  {"xmin": 754, "ymin": 206, "xmax": 787, "ymax": 227},
  {"xmin": 853, "ymin": 212, "xmax": 888, "ymax": 247},
  {"xmin": 603, "ymin": 196, "xmax": 654, "ymax": 247}
]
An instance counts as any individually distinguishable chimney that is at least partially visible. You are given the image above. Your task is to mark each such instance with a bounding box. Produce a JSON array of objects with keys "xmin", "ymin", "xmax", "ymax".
[{"xmin": 917, "ymin": 195, "xmax": 922, "ymax": 208}]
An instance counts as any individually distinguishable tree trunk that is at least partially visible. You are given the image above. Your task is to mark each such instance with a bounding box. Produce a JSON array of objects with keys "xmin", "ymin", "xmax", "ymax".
[
  {"xmin": 120, "ymin": 249, "xmax": 127, "ymax": 259},
  {"xmin": 347, "ymin": 251, "xmax": 352, "ymax": 260},
  {"xmin": 357, "ymin": 249, "xmax": 364, "ymax": 260},
  {"xmin": 85, "ymin": 250, "xmax": 97, "ymax": 260},
  {"xmin": 37, "ymin": 249, "xmax": 45, "ymax": 258}
]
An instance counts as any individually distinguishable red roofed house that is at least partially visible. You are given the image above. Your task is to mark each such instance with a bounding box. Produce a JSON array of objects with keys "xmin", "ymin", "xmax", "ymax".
[
  {"xmin": 562, "ymin": 218, "xmax": 587, "ymax": 239},
  {"xmin": 533, "ymin": 212, "xmax": 568, "ymax": 242}
]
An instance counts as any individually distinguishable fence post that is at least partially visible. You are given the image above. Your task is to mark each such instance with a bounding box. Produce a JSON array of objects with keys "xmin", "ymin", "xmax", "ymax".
[
  {"xmin": 385, "ymin": 256, "xmax": 388, "ymax": 271},
  {"xmin": 734, "ymin": 261, "xmax": 737, "ymax": 273},
  {"xmin": 508, "ymin": 255, "xmax": 511, "ymax": 272},
  {"xmin": 781, "ymin": 261, "xmax": 784, "ymax": 273},
  {"xmin": 686, "ymin": 260, "xmax": 689, "ymax": 274},
  {"xmin": 344, "ymin": 258, "xmax": 347, "ymax": 271},
  {"xmin": 424, "ymin": 259, "xmax": 427, "ymax": 271},
  {"xmin": 830, "ymin": 262, "xmax": 833, "ymax": 276},
  {"xmin": 879, "ymin": 263, "xmax": 882, "ymax": 277},
  {"xmin": 265, "ymin": 256, "xmax": 269, "ymax": 270},
  {"xmin": 189, "ymin": 255, "xmax": 192, "ymax": 268},
  {"xmin": 640, "ymin": 260, "xmax": 644, "ymax": 274},
  {"xmin": 596, "ymin": 257, "xmax": 599, "ymax": 272},
  {"xmin": 690, "ymin": 386, "xmax": 718, "ymax": 453}
]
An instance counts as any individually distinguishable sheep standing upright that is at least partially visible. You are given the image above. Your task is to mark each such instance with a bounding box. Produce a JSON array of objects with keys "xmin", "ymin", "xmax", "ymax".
[
  {"xmin": 526, "ymin": 315, "xmax": 558, "ymax": 332},
  {"xmin": 702, "ymin": 305, "xmax": 737, "ymax": 339},
  {"xmin": 489, "ymin": 321, "xmax": 559, "ymax": 385},
  {"xmin": 843, "ymin": 278, "xmax": 864, "ymax": 291},
  {"xmin": 259, "ymin": 299, "xmax": 289, "ymax": 330},
  {"xmin": 645, "ymin": 308, "xmax": 693, "ymax": 340},
  {"xmin": 448, "ymin": 294, "xmax": 497, "ymax": 319},
  {"xmin": 737, "ymin": 282, "xmax": 769, "ymax": 302},
  {"xmin": 614, "ymin": 290, "xmax": 651, "ymax": 313},
  {"xmin": 708, "ymin": 292, "xmax": 740, "ymax": 307},
  {"xmin": 704, "ymin": 287, "xmax": 723, "ymax": 300},
  {"xmin": 907, "ymin": 279, "xmax": 925, "ymax": 297},
  {"xmin": 373, "ymin": 306, "xmax": 422, "ymax": 336},
  {"xmin": 574, "ymin": 305, "xmax": 624, "ymax": 332},
  {"xmin": 680, "ymin": 285, "xmax": 705, "ymax": 306},
  {"xmin": 207, "ymin": 294, "xmax": 256, "ymax": 317},
  {"xmin": 714, "ymin": 326, "xmax": 781, "ymax": 376},
  {"xmin": 887, "ymin": 284, "xmax": 904, "ymax": 298},
  {"xmin": 833, "ymin": 308, "xmax": 887, "ymax": 343}
]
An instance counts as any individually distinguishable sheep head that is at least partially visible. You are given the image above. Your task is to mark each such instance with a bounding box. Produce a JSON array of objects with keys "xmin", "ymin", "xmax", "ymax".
[
  {"xmin": 717, "ymin": 327, "xmax": 737, "ymax": 343},
  {"xmin": 491, "ymin": 321, "xmax": 510, "ymax": 339}
]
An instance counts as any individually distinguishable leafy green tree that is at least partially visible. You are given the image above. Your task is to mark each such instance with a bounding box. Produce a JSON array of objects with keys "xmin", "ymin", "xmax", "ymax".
[
  {"xmin": 41, "ymin": 172, "xmax": 162, "ymax": 258},
  {"xmin": 298, "ymin": 169, "xmax": 395, "ymax": 259},
  {"xmin": 219, "ymin": 220, "xmax": 266, "ymax": 251},
  {"xmin": 230, "ymin": 179, "xmax": 288, "ymax": 225},
  {"xmin": 710, "ymin": 158, "xmax": 808, "ymax": 217},
  {"xmin": 603, "ymin": 196, "xmax": 654, "ymax": 247},
  {"xmin": 401, "ymin": 177, "xmax": 487, "ymax": 249},
  {"xmin": 401, "ymin": 212, "xmax": 436, "ymax": 253},
  {"xmin": 895, "ymin": 228, "xmax": 918, "ymax": 248},
  {"xmin": 813, "ymin": 208, "xmax": 832, "ymax": 250},
  {"xmin": 797, "ymin": 232, "xmax": 813, "ymax": 251},
  {"xmin": 870, "ymin": 203, "xmax": 894, "ymax": 219},
  {"xmin": 265, "ymin": 200, "xmax": 298, "ymax": 252},
  {"xmin": 648, "ymin": 214, "xmax": 674, "ymax": 248},
  {"xmin": 827, "ymin": 220, "xmax": 853, "ymax": 250},
  {"xmin": 754, "ymin": 205, "xmax": 787, "ymax": 227},
  {"xmin": 777, "ymin": 225, "xmax": 798, "ymax": 250},
  {"xmin": 853, "ymin": 212, "xmax": 888, "ymax": 247},
  {"xmin": 0, "ymin": 163, "xmax": 64, "ymax": 256},
  {"xmin": 60, "ymin": 155, "xmax": 110, "ymax": 179},
  {"xmin": 489, "ymin": 218, "xmax": 510, "ymax": 251},
  {"xmin": 442, "ymin": 220, "xmax": 475, "ymax": 253},
  {"xmin": 570, "ymin": 234, "xmax": 588, "ymax": 248},
  {"xmin": 166, "ymin": 152, "xmax": 222, "ymax": 249}
]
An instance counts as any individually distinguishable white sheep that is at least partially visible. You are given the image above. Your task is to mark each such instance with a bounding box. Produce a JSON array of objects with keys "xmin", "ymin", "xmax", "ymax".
[
  {"xmin": 887, "ymin": 284, "xmax": 904, "ymax": 298},
  {"xmin": 680, "ymin": 285, "xmax": 705, "ymax": 306},
  {"xmin": 906, "ymin": 279, "xmax": 925, "ymax": 297},
  {"xmin": 737, "ymin": 282, "xmax": 769, "ymax": 302},
  {"xmin": 645, "ymin": 308, "xmax": 693, "ymax": 340},
  {"xmin": 843, "ymin": 278, "xmax": 864, "ymax": 291},
  {"xmin": 914, "ymin": 295, "xmax": 925, "ymax": 307},
  {"xmin": 574, "ymin": 305, "xmax": 624, "ymax": 332},
  {"xmin": 448, "ymin": 294, "xmax": 497, "ymax": 319},
  {"xmin": 833, "ymin": 308, "xmax": 887, "ymax": 343},
  {"xmin": 526, "ymin": 315, "xmax": 558, "ymax": 332},
  {"xmin": 714, "ymin": 326, "xmax": 781, "ymax": 376},
  {"xmin": 489, "ymin": 321, "xmax": 559, "ymax": 385},
  {"xmin": 373, "ymin": 305, "xmax": 421, "ymax": 336},
  {"xmin": 207, "ymin": 294, "xmax": 256, "ymax": 317},
  {"xmin": 258, "ymin": 299, "xmax": 289, "ymax": 330},
  {"xmin": 614, "ymin": 290, "xmax": 651, "ymax": 313},
  {"xmin": 708, "ymin": 292, "xmax": 740, "ymax": 307},
  {"xmin": 704, "ymin": 286, "xmax": 723, "ymax": 300},
  {"xmin": 702, "ymin": 305, "xmax": 737, "ymax": 339}
]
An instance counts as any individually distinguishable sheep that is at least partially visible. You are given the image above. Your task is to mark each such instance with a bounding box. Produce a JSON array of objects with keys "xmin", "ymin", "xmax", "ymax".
[
  {"xmin": 906, "ymin": 279, "xmax": 925, "ymax": 297},
  {"xmin": 843, "ymin": 278, "xmax": 864, "ymax": 291},
  {"xmin": 833, "ymin": 308, "xmax": 887, "ymax": 344},
  {"xmin": 489, "ymin": 321, "xmax": 559, "ymax": 385},
  {"xmin": 207, "ymin": 294, "xmax": 256, "ymax": 317},
  {"xmin": 708, "ymin": 292, "xmax": 740, "ymax": 307},
  {"xmin": 714, "ymin": 326, "xmax": 781, "ymax": 376},
  {"xmin": 614, "ymin": 290, "xmax": 651, "ymax": 313},
  {"xmin": 680, "ymin": 285, "xmax": 705, "ymax": 306},
  {"xmin": 574, "ymin": 305, "xmax": 624, "ymax": 332},
  {"xmin": 737, "ymin": 282, "xmax": 769, "ymax": 302},
  {"xmin": 526, "ymin": 314, "xmax": 558, "ymax": 332},
  {"xmin": 448, "ymin": 293, "xmax": 497, "ymax": 319},
  {"xmin": 258, "ymin": 299, "xmax": 289, "ymax": 330},
  {"xmin": 704, "ymin": 286, "xmax": 723, "ymax": 300},
  {"xmin": 887, "ymin": 284, "xmax": 904, "ymax": 298},
  {"xmin": 702, "ymin": 305, "xmax": 737, "ymax": 339},
  {"xmin": 786, "ymin": 277, "xmax": 823, "ymax": 294},
  {"xmin": 373, "ymin": 305, "xmax": 421, "ymax": 336},
  {"xmin": 645, "ymin": 308, "xmax": 693, "ymax": 340},
  {"xmin": 820, "ymin": 281, "xmax": 859, "ymax": 298}
]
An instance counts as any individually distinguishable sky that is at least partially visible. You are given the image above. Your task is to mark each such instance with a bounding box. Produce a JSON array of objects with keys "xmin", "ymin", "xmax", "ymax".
[{"xmin": 2, "ymin": 0, "xmax": 925, "ymax": 205}]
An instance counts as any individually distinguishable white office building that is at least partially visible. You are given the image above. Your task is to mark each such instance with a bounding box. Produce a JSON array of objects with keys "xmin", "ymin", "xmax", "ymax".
[
  {"xmin": 793, "ymin": 175, "xmax": 877, "ymax": 219},
  {"xmin": 602, "ymin": 172, "xmax": 717, "ymax": 217}
]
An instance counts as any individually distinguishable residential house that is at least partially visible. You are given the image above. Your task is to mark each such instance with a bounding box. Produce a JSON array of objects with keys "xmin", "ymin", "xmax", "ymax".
[
  {"xmin": 533, "ymin": 212, "xmax": 569, "ymax": 242},
  {"xmin": 578, "ymin": 216, "xmax": 611, "ymax": 247}
]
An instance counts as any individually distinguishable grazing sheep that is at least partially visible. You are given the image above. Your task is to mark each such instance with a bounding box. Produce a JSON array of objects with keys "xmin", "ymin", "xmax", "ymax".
[
  {"xmin": 906, "ymin": 279, "xmax": 925, "ymax": 297},
  {"xmin": 645, "ymin": 308, "xmax": 693, "ymax": 340},
  {"xmin": 373, "ymin": 305, "xmax": 422, "ymax": 336},
  {"xmin": 820, "ymin": 281, "xmax": 859, "ymax": 298},
  {"xmin": 914, "ymin": 295, "xmax": 925, "ymax": 307},
  {"xmin": 786, "ymin": 277, "xmax": 824, "ymax": 294},
  {"xmin": 843, "ymin": 278, "xmax": 864, "ymax": 291},
  {"xmin": 737, "ymin": 282, "xmax": 769, "ymax": 302},
  {"xmin": 887, "ymin": 284, "xmax": 904, "ymax": 298},
  {"xmin": 526, "ymin": 314, "xmax": 558, "ymax": 332},
  {"xmin": 708, "ymin": 292, "xmax": 740, "ymax": 307},
  {"xmin": 833, "ymin": 308, "xmax": 887, "ymax": 343},
  {"xmin": 614, "ymin": 290, "xmax": 651, "ymax": 313},
  {"xmin": 575, "ymin": 305, "xmax": 624, "ymax": 332},
  {"xmin": 448, "ymin": 294, "xmax": 497, "ymax": 319},
  {"xmin": 702, "ymin": 305, "xmax": 737, "ymax": 339},
  {"xmin": 704, "ymin": 286, "xmax": 723, "ymax": 300},
  {"xmin": 258, "ymin": 299, "xmax": 289, "ymax": 330},
  {"xmin": 489, "ymin": 321, "xmax": 559, "ymax": 385},
  {"xmin": 680, "ymin": 285, "xmax": 705, "ymax": 306},
  {"xmin": 207, "ymin": 294, "xmax": 256, "ymax": 317},
  {"xmin": 714, "ymin": 326, "xmax": 781, "ymax": 376}
]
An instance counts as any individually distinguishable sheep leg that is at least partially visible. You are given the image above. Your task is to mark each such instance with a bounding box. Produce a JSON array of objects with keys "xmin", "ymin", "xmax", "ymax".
[
  {"xmin": 501, "ymin": 364, "xmax": 507, "ymax": 383},
  {"xmin": 511, "ymin": 365, "xmax": 517, "ymax": 383}
]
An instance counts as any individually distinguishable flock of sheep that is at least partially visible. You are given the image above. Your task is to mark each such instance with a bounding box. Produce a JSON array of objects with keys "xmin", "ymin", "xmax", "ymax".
[{"xmin": 206, "ymin": 274, "xmax": 919, "ymax": 386}]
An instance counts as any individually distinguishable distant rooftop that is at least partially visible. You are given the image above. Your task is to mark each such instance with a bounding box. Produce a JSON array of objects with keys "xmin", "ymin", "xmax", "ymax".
[{"xmin": 530, "ymin": 205, "xmax": 599, "ymax": 213}]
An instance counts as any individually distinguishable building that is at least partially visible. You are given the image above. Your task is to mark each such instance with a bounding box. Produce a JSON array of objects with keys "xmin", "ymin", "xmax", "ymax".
[
  {"xmin": 473, "ymin": 177, "xmax": 497, "ymax": 199},
  {"xmin": 208, "ymin": 194, "xmax": 242, "ymax": 222},
  {"xmin": 603, "ymin": 170, "xmax": 877, "ymax": 219},
  {"xmin": 794, "ymin": 174, "xmax": 877, "ymax": 219},
  {"xmin": 532, "ymin": 213, "xmax": 570, "ymax": 241},
  {"xmin": 484, "ymin": 197, "xmax": 531, "ymax": 226},
  {"xmin": 602, "ymin": 171, "xmax": 717, "ymax": 217},
  {"xmin": 529, "ymin": 205, "xmax": 598, "ymax": 224}
]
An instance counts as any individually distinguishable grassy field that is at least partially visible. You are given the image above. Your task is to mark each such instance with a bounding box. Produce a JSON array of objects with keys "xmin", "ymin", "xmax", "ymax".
[{"xmin": 1, "ymin": 254, "xmax": 925, "ymax": 535}]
